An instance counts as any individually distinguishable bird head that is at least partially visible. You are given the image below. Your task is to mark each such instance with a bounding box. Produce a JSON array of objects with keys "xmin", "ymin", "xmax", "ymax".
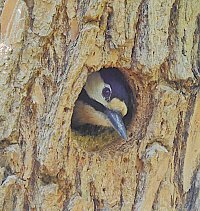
[{"xmin": 72, "ymin": 68, "xmax": 131, "ymax": 141}]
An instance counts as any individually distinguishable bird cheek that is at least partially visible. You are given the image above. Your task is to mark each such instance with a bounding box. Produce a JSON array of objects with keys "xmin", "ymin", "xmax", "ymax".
[
  {"xmin": 121, "ymin": 106, "xmax": 128, "ymax": 117},
  {"xmin": 108, "ymin": 98, "xmax": 128, "ymax": 117}
]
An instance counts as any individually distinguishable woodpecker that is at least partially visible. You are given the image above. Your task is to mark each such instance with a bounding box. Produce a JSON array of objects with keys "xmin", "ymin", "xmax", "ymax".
[{"xmin": 72, "ymin": 68, "xmax": 132, "ymax": 141}]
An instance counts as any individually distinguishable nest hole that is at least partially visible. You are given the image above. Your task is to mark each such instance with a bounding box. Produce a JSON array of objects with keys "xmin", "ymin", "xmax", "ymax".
[{"xmin": 71, "ymin": 67, "xmax": 136, "ymax": 151}]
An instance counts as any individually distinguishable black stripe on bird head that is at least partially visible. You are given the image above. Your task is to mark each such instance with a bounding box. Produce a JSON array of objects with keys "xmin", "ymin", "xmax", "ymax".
[
  {"xmin": 79, "ymin": 89, "xmax": 106, "ymax": 113},
  {"xmin": 99, "ymin": 68, "xmax": 129, "ymax": 106}
]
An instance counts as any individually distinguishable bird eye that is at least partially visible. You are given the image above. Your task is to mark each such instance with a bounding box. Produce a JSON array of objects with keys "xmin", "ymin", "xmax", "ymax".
[{"xmin": 102, "ymin": 85, "xmax": 112, "ymax": 101}]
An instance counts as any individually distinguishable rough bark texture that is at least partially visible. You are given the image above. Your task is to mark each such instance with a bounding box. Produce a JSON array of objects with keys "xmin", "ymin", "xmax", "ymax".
[{"xmin": 0, "ymin": 0, "xmax": 199, "ymax": 210}]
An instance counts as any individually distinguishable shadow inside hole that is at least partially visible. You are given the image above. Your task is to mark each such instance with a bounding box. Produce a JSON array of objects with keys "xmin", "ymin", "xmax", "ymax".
[
  {"xmin": 71, "ymin": 67, "xmax": 135, "ymax": 151},
  {"xmin": 72, "ymin": 124, "xmax": 114, "ymax": 137}
]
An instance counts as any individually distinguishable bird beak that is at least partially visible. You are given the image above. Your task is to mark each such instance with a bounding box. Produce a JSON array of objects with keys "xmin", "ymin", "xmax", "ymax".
[{"xmin": 104, "ymin": 109, "xmax": 128, "ymax": 141}]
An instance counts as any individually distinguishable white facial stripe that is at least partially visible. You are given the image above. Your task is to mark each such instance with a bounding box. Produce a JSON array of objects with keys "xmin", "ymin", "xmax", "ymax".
[
  {"xmin": 84, "ymin": 72, "xmax": 108, "ymax": 106},
  {"xmin": 108, "ymin": 98, "xmax": 128, "ymax": 117}
]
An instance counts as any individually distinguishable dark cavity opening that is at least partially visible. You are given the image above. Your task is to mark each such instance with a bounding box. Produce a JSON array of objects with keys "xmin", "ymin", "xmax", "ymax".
[{"xmin": 71, "ymin": 67, "xmax": 134, "ymax": 141}]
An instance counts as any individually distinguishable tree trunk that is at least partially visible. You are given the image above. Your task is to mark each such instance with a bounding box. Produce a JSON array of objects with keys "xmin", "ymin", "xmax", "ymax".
[{"xmin": 0, "ymin": 0, "xmax": 199, "ymax": 210}]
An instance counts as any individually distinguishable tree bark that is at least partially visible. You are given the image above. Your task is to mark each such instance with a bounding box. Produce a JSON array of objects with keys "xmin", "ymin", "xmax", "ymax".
[{"xmin": 0, "ymin": 0, "xmax": 199, "ymax": 210}]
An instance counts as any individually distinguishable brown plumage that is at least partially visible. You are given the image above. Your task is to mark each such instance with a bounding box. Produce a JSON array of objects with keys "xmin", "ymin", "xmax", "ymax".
[{"xmin": 72, "ymin": 68, "xmax": 132, "ymax": 140}]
